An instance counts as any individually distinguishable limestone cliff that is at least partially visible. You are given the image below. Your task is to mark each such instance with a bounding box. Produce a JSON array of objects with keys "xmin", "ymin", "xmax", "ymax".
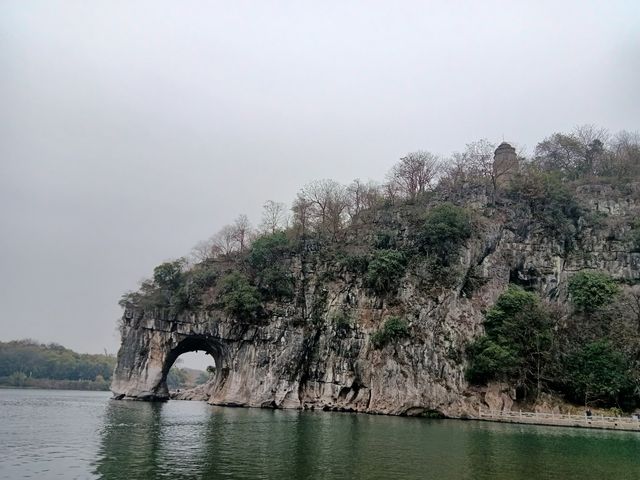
[{"xmin": 111, "ymin": 181, "xmax": 640, "ymax": 417}]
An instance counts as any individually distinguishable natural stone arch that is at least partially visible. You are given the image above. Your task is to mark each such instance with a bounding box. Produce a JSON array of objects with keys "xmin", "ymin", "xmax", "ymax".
[
  {"xmin": 160, "ymin": 336, "xmax": 228, "ymax": 399},
  {"xmin": 111, "ymin": 309, "xmax": 234, "ymax": 401},
  {"xmin": 112, "ymin": 309, "xmax": 334, "ymax": 407}
]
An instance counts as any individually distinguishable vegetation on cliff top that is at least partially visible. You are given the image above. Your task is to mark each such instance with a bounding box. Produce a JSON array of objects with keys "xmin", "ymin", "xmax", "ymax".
[{"xmin": 121, "ymin": 126, "xmax": 639, "ymax": 319}]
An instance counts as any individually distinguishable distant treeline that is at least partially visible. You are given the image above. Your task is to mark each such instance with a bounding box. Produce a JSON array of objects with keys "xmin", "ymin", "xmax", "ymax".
[
  {"xmin": 167, "ymin": 365, "xmax": 211, "ymax": 390},
  {"xmin": 0, "ymin": 340, "xmax": 116, "ymax": 391}
]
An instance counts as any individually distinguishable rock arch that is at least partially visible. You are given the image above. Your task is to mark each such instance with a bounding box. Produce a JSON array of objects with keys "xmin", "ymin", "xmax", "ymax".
[
  {"xmin": 110, "ymin": 306, "xmax": 469, "ymax": 415},
  {"xmin": 160, "ymin": 336, "xmax": 226, "ymax": 399},
  {"xmin": 110, "ymin": 309, "xmax": 313, "ymax": 406}
]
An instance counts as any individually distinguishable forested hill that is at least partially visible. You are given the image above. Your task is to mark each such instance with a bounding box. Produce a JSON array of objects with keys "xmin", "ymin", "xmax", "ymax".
[
  {"xmin": 0, "ymin": 340, "xmax": 116, "ymax": 390},
  {"xmin": 115, "ymin": 126, "xmax": 640, "ymax": 414},
  {"xmin": 0, "ymin": 340, "xmax": 208, "ymax": 392}
]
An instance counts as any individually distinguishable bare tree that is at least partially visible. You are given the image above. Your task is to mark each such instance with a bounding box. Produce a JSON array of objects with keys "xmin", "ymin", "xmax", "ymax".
[
  {"xmin": 190, "ymin": 238, "xmax": 217, "ymax": 262},
  {"xmin": 347, "ymin": 179, "xmax": 366, "ymax": 221},
  {"xmin": 302, "ymin": 179, "xmax": 336, "ymax": 225},
  {"xmin": 260, "ymin": 200, "xmax": 288, "ymax": 234},
  {"xmin": 326, "ymin": 188, "xmax": 350, "ymax": 239},
  {"xmin": 460, "ymin": 139, "xmax": 521, "ymax": 196},
  {"xmin": 607, "ymin": 130, "xmax": 640, "ymax": 177},
  {"xmin": 300, "ymin": 179, "xmax": 349, "ymax": 236},
  {"xmin": 535, "ymin": 133, "xmax": 582, "ymax": 176},
  {"xmin": 534, "ymin": 127, "xmax": 611, "ymax": 178},
  {"xmin": 382, "ymin": 180, "xmax": 401, "ymax": 204},
  {"xmin": 574, "ymin": 125, "xmax": 609, "ymax": 176},
  {"xmin": 232, "ymin": 214, "xmax": 252, "ymax": 252},
  {"xmin": 361, "ymin": 181, "xmax": 382, "ymax": 210},
  {"xmin": 387, "ymin": 151, "xmax": 440, "ymax": 201},
  {"xmin": 291, "ymin": 193, "xmax": 313, "ymax": 237},
  {"xmin": 574, "ymin": 124, "xmax": 609, "ymax": 149},
  {"xmin": 464, "ymin": 139, "xmax": 495, "ymax": 181},
  {"xmin": 347, "ymin": 179, "xmax": 381, "ymax": 222},
  {"xmin": 211, "ymin": 224, "xmax": 239, "ymax": 256},
  {"xmin": 439, "ymin": 151, "xmax": 475, "ymax": 197}
]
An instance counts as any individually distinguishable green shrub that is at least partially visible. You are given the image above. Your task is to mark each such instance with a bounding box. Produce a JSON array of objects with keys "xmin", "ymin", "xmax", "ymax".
[
  {"xmin": 535, "ymin": 174, "xmax": 580, "ymax": 229},
  {"xmin": 153, "ymin": 260, "xmax": 186, "ymax": 291},
  {"xmin": 218, "ymin": 272, "xmax": 262, "ymax": 319},
  {"xmin": 170, "ymin": 266, "xmax": 219, "ymax": 312},
  {"xmin": 371, "ymin": 317, "xmax": 409, "ymax": 348},
  {"xmin": 332, "ymin": 312, "xmax": 353, "ymax": 333},
  {"xmin": 509, "ymin": 169, "xmax": 580, "ymax": 241},
  {"xmin": 189, "ymin": 267, "xmax": 218, "ymax": 291},
  {"xmin": 119, "ymin": 259, "xmax": 191, "ymax": 314},
  {"xmin": 564, "ymin": 340, "xmax": 633, "ymax": 406},
  {"xmin": 248, "ymin": 232, "xmax": 291, "ymax": 269},
  {"xmin": 418, "ymin": 203, "xmax": 471, "ymax": 266},
  {"xmin": 248, "ymin": 232, "xmax": 293, "ymax": 299},
  {"xmin": 568, "ymin": 271, "xmax": 620, "ymax": 313},
  {"xmin": 259, "ymin": 266, "xmax": 293, "ymax": 300},
  {"xmin": 373, "ymin": 231, "xmax": 397, "ymax": 249},
  {"xmin": 465, "ymin": 337, "xmax": 517, "ymax": 384},
  {"xmin": 466, "ymin": 285, "xmax": 553, "ymax": 397},
  {"xmin": 483, "ymin": 285, "xmax": 543, "ymax": 335},
  {"xmin": 336, "ymin": 253, "xmax": 369, "ymax": 275},
  {"xmin": 8, "ymin": 371, "xmax": 28, "ymax": 387},
  {"xmin": 364, "ymin": 250, "xmax": 406, "ymax": 294}
]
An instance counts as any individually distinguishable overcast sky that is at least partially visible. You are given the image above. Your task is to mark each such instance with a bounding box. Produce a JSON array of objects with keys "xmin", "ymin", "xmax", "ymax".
[{"xmin": 1, "ymin": 1, "xmax": 639, "ymax": 365}]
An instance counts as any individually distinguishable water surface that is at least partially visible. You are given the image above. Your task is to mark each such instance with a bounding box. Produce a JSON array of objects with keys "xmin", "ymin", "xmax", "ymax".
[{"xmin": 1, "ymin": 388, "xmax": 639, "ymax": 479}]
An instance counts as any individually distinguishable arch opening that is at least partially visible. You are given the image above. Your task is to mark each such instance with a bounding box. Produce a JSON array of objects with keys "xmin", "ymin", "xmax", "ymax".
[{"xmin": 160, "ymin": 336, "xmax": 227, "ymax": 400}]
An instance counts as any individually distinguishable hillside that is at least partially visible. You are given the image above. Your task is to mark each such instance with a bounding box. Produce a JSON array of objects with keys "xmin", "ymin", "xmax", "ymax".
[{"xmin": 114, "ymin": 128, "xmax": 640, "ymax": 415}]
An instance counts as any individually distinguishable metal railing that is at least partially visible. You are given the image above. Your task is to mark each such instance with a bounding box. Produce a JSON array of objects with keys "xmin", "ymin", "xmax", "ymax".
[{"xmin": 478, "ymin": 408, "xmax": 640, "ymax": 430}]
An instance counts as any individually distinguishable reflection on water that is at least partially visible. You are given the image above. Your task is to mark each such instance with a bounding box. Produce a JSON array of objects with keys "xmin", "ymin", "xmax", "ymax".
[{"xmin": 1, "ymin": 389, "xmax": 640, "ymax": 479}]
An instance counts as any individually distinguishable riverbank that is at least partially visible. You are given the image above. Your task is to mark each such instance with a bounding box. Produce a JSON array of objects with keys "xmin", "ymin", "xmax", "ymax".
[
  {"xmin": 477, "ymin": 408, "xmax": 640, "ymax": 432},
  {"xmin": 166, "ymin": 385, "xmax": 640, "ymax": 433},
  {"xmin": 0, "ymin": 379, "xmax": 110, "ymax": 391}
]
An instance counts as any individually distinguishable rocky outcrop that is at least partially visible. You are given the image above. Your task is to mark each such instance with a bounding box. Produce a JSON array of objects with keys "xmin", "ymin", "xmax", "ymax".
[
  {"xmin": 170, "ymin": 383, "xmax": 211, "ymax": 401},
  {"xmin": 483, "ymin": 383, "xmax": 515, "ymax": 412},
  {"xmin": 111, "ymin": 184, "xmax": 640, "ymax": 417}
]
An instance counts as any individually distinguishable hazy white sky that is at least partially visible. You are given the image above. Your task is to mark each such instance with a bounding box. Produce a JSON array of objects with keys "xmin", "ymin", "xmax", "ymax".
[{"xmin": 1, "ymin": 1, "xmax": 639, "ymax": 366}]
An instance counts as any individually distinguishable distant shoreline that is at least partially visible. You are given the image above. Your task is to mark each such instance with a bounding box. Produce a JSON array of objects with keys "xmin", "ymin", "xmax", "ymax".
[{"xmin": 0, "ymin": 380, "xmax": 110, "ymax": 392}]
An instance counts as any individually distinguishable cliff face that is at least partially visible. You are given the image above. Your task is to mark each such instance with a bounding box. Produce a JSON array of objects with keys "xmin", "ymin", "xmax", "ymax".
[{"xmin": 111, "ymin": 182, "xmax": 640, "ymax": 417}]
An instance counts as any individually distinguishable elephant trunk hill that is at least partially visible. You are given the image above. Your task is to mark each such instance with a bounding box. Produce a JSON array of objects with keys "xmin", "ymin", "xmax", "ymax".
[{"xmin": 112, "ymin": 137, "xmax": 640, "ymax": 417}]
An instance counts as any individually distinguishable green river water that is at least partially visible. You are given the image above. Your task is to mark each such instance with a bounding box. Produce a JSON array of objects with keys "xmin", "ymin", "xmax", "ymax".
[{"xmin": 1, "ymin": 388, "xmax": 638, "ymax": 479}]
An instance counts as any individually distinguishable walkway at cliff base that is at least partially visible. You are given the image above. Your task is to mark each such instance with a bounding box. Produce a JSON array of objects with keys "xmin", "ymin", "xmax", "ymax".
[{"xmin": 477, "ymin": 408, "xmax": 640, "ymax": 432}]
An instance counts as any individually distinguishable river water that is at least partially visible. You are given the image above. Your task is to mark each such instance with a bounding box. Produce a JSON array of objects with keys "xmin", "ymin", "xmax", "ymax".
[{"xmin": 1, "ymin": 388, "xmax": 639, "ymax": 479}]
